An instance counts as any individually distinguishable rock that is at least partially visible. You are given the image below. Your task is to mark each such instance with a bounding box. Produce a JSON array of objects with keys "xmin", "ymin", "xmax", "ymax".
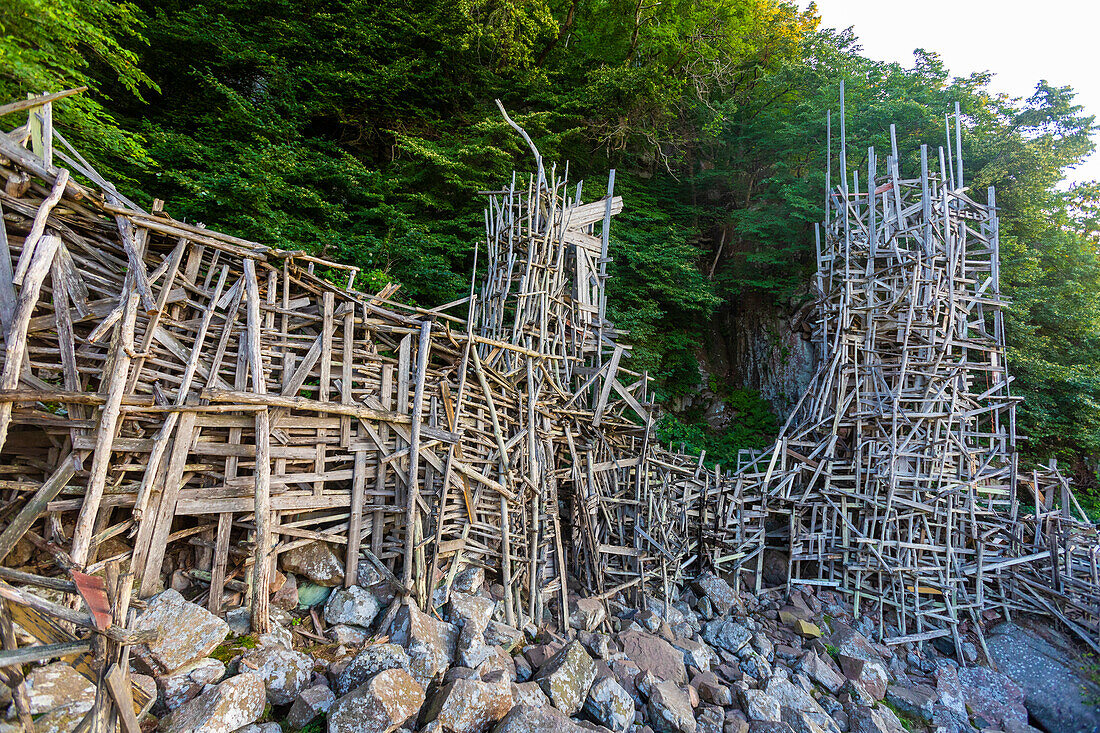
[
  {"xmin": 701, "ymin": 620, "xmax": 752, "ymax": 655},
  {"xmin": 286, "ymin": 684, "xmax": 337, "ymax": 728},
  {"xmin": 696, "ymin": 705, "xmax": 724, "ymax": 733},
  {"xmin": 485, "ymin": 621, "xmax": 524, "ymax": 650},
  {"xmin": 618, "ymin": 630, "xmax": 687, "ymax": 685},
  {"xmin": 239, "ymin": 646, "xmax": 313, "ymax": 705},
  {"xmin": 723, "ymin": 709, "xmax": 749, "ymax": 733},
  {"xmin": 135, "ymin": 589, "xmax": 230, "ymax": 673},
  {"xmin": 737, "ymin": 688, "xmax": 781, "ymax": 722},
  {"xmin": 569, "ymin": 598, "xmax": 607, "ymax": 632},
  {"xmin": 691, "ymin": 573, "xmax": 740, "ymax": 616},
  {"xmin": 512, "ymin": 681, "xmax": 551, "ymax": 708},
  {"xmin": 328, "ymin": 668, "xmax": 425, "ymax": 733},
  {"xmin": 258, "ymin": 623, "xmax": 294, "ymax": 651},
  {"xmin": 760, "ymin": 550, "xmax": 790, "ymax": 586},
  {"xmin": 533, "ymin": 640, "xmax": 596, "ymax": 715},
  {"xmin": 391, "ymin": 601, "xmax": 459, "ymax": 687},
  {"xmin": 838, "ymin": 656, "xmax": 887, "ymax": 701},
  {"xmin": 953, "ymin": 665, "xmax": 1027, "ymax": 730},
  {"xmin": 744, "ymin": 724, "xmax": 792, "ymax": 733},
  {"xmin": 449, "ymin": 592, "xmax": 497, "ymax": 630},
  {"xmin": 454, "ymin": 566, "xmax": 485, "ymax": 595},
  {"xmin": 638, "ymin": 674, "xmax": 696, "ymax": 733},
  {"xmin": 226, "ymin": 606, "xmax": 252, "ymax": 636},
  {"xmin": 846, "ymin": 706, "xmax": 905, "ymax": 733},
  {"xmin": 281, "ymin": 541, "xmax": 344, "ymax": 586},
  {"xmin": 158, "ymin": 657, "xmax": 226, "ymax": 710},
  {"xmin": 672, "ymin": 638, "xmax": 714, "ymax": 674},
  {"xmin": 22, "ymin": 662, "xmax": 95, "ymax": 715},
  {"xmin": 524, "ymin": 643, "xmax": 563, "ymax": 670},
  {"xmin": 458, "ymin": 621, "xmax": 495, "ymax": 669},
  {"xmin": 884, "ymin": 683, "xmax": 935, "ymax": 722},
  {"xmin": 25, "ymin": 702, "xmax": 95, "ymax": 733},
  {"xmin": 987, "ymin": 621, "xmax": 1100, "ymax": 733},
  {"xmin": 330, "ymin": 624, "xmax": 372, "ymax": 645},
  {"xmin": 160, "ymin": 672, "xmax": 267, "ymax": 733},
  {"xmin": 691, "ymin": 672, "xmax": 732, "ymax": 707},
  {"xmin": 584, "ymin": 676, "xmax": 634, "ymax": 732},
  {"xmin": 763, "ymin": 676, "xmax": 830, "ymax": 723},
  {"xmin": 796, "ymin": 653, "xmax": 843, "ymax": 694},
  {"xmin": 271, "ymin": 571, "xmax": 299, "ymax": 610},
  {"xmin": 514, "ymin": 655, "xmax": 534, "ymax": 683},
  {"xmin": 792, "ymin": 620, "xmax": 820, "ymax": 639},
  {"xmin": 297, "ymin": 581, "xmax": 334, "ymax": 609},
  {"xmin": 828, "ymin": 625, "xmax": 881, "ymax": 666},
  {"xmin": 424, "ymin": 674, "xmax": 514, "ymax": 733},
  {"xmin": 336, "ymin": 643, "xmax": 412, "ymax": 696},
  {"xmin": 492, "ymin": 704, "xmax": 586, "ymax": 733},
  {"xmin": 644, "ymin": 597, "xmax": 687, "ymax": 626},
  {"xmin": 325, "ymin": 585, "xmax": 383, "ymax": 628},
  {"xmin": 235, "ymin": 724, "xmax": 283, "ymax": 733}
]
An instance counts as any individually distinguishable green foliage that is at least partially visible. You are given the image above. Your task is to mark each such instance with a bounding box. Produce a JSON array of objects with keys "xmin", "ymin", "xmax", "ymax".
[
  {"xmin": 656, "ymin": 387, "xmax": 778, "ymax": 469},
  {"xmin": 2, "ymin": 0, "xmax": 1099, "ymax": 470}
]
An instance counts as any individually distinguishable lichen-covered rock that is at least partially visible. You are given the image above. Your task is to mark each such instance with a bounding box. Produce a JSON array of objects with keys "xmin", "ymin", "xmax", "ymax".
[
  {"xmin": 584, "ymin": 676, "xmax": 634, "ymax": 732},
  {"xmin": 701, "ymin": 620, "xmax": 752, "ymax": 656},
  {"xmin": 328, "ymin": 668, "xmax": 425, "ymax": 733},
  {"xmin": 239, "ymin": 646, "xmax": 314, "ymax": 705},
  {"xmin": 424, "ymin": 674, "xmax": 514, "ymax": 733},
  {"xmin": 618, "ymin": 630, "xmax": 687, "ymax": 685},
  {"xmin": 691, "ymin": 672, "xmax": 732, "ymax": 707},
  {"xmin": 25, "ymin": 702, "xmax": 94, "ymax": 733},
  {"xmin": 672, "ymin": 638, "xmax": 714, "ymax": 674},
  {"xmin": 736, "ymin": 688, "xmax": 781, "ymax": 723},
  {"xmin": 484, "ymin": 621, "xmax": 524, "ymax": 650},
  {"xmin": 135, "ymin": 588, "xmax": 230, "ymax": 673},
  {"xmin": 457, "ymin": 621, "xmax": 495, "ymax": 669},
  {"xmin": 533, "ymin": 640, "xmax": 596, "ymax": 715},
  {"xmin": 942, "ymin": 664, "xmax": 1027, "ymax": 731},
  {"xmin": 847, "ymin": 705, "xmax": 906, "ymax": 733},
  {"xmin": 453, "ymin": 566, "xmax": 485, "ymax": 595},
  {"xmin": 884, "ymin": 684, "xmax": 935, "ymax": 722},
  {"xmin": 330, "ymin": 624, "xmax": 372, "ymax": 646},
  {"xmin": 569, "ymin": 598, "xmax": 607, "ymax": 633},
  {"xmin": 828, "ymin": 625, "xmax": 881, "ymax": 665},
  {"xmin": 325, "ymin": 585, "xmax": 383, "ymax": 628},
  {"xmin": 838, "ymin": 656, "xmax": 887, "ymax": 701},
  {"xmin": 281, "ymin": 541, "xmax": 345, "ymax": 586},
  {"xmin": 638, "ymin": 673, "xmax": 696, "ymax": 733},
  {"xmin": 335, "ymin": 643, "xmax": 412, "ymax": 696},
  {"xmin": 391, "ymin": 601, "xmax": 459, "ymax": 687},
  {"xmin": 691, "ymin": 573, "xmax": 740, "ymax": 616},
  {"xmin": 158, "ymin": 657, "xmax": 226, "ymax": 710},
  {"xmin": 286, "ymin": 684, "xmax": 337, "ymax": 729},
  {"xmin": 796, "ymin": 653, "xmax": 844, "ymax": 694},
  {"xmin": 491, "ymin": 704, "xmax": 586, "ymax": 733},
  {"xmin": 448, "ymin": 592, "xmax": 497, "ymax": 629},
  {"xmin": 22, "ymin": 662, "xmax": 95, "ymax": 716},
  {"xmin": 160, "ymin": 672, "xmax": 267, "ymax": 733},
  {"xmin": 511, "ymin": 682, "xmax": 551, "ymax": 708}
]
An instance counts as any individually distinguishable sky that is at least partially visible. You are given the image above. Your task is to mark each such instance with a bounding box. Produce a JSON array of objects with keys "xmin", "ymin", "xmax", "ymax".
[{"xmin": 804, "ymin": 0, "xmax": 1100, "ymax": 183}]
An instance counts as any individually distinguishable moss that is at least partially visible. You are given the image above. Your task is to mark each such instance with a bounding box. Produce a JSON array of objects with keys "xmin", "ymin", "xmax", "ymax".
[
  {"xmin": 209, "ymin": 633, "xmax": 258, "ymax": 663},
  {"xmin": 878, "ymin": 700, "xmax": 918, "ymax": 732}
]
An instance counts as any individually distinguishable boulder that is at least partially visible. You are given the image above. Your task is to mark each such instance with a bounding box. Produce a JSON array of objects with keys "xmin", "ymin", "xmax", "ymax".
[
  {"xmin": 22, "ymin": 662, "xmax": 95, "ymax": 715},
  {"xmin": 638, "ymin": 673, "xmax": 695, "ymax": 733},
  {"xmin": 736, "ymin": 688, "xmax": 781, "ymax": 723},
  {"xmin": 723, "ymin": 709, "xmax": 749, "ymax": 733},
  {"xmin": 239, "ymin": 646, "xmax": 314, "ymax": 705},
  {"xmin": 846, "ymin": 706, "xmax": 906, "ymax": 733},
  {"xmin": 134, "ymin": 588, "xmax": 230, "ymax": 673},
  {"xmin": 701, "ymin": 620, "xmax": 752, "ymax": 655},
  {"xmin": 391, "ymin": 601, "xmax": 459, "ymax": 687},
  {"xmin": 795, "ymin": 653, "xmax": 843, "ymax": 694},
  {"xmin": 330, "ymin": 624, "xmax": 372, "ymax": 646},
  {"xmin": 287, "ymin": 684, "xmax": 337, "ymax": 728},
  {"xmin": 512, "ymin": 681, "xmax": 552, "ymax": 708},
  {"xmin": 424, "ymin": 674, "xmax": 514, "ymax": 733},
  {"xmin": 987, "ymin": 621, "xmax": 1100, "ymax": 733},
  {"xmin": 297, "ymin": 581, "xmax": 334, "ymax": 609},
  {"xmin": 457, "ymin": 622, "xmax": 495, "ymax": 669},
  {"xmin": 884, "ymin": 683, "xmax": 935, "ymax": 722},
  {"xmin": 325, "ymin": 586, "xmax": 383, "ymax": 628},
  {"xmin": 281, "ymin": 541, "xmax": 344, "ymax": 586},
  {"xmin": 492, "ymin": 704, "xmax": 586, "ymax": 733},
  {"xmin": 569, "ymin": 598, "xmax": 607, "ymax": 633},
  {"xmin": 328, "ymin": 668, "xmax": 425, "ymax": 733},
  {"xmin": 954, "ymin": 665, "xmax": 1027, "ymax": 730},
  {"xmin": 534, "ymin": 640, "xmax": 596, "ymax": 715},
  {"xmin": 453, "ymin": 566, "xmax": 485, "ymax": 595},
  {"xmin": 448, "ymin": 592, "xmax": 497, "ymax": 630},
  {"xmin": 336, "ymin": 643, "xmax": 412, "ymax": 696},
  {"xmin": 696, "ymin": 705, "xmax": 724, "ymax": 733},
  {"xmin": 485, "ymin": 621, "xmax": 524, "ymax": 650},
  {"xmin": 158, "ymin": 657, "xmax": 226, "ymax": 710},
  {"xmin": 672, "ymin": 638, "xmax": 714, "ymax": 673},
  {"xmin": 690, "ymin": 671, "xmax": 732, "ymax": 707},
  {"xmin": 618, "ymin": 630, "xmax": 687, "ymax": 685},
  {"xmin": 584, "ymin": 676, "xmax": 634, "ymax": 732},
  {"xmin": 25, "ymin": 703, "xmax": 97, "ymax": 733},
  {"xmin": 160, "ymin": 672, "xmax": 267, "ymax": 733},
  {"xmin": 827, "ymin": 625, "xmax": 880, "ymax": 666},
  {"xmin": 837, "ymin": 656, "xmax": 887, "ymax": 701},
  {"xmin": 691, "ymin": 573, "xmax": 740, "ymax": 616}
]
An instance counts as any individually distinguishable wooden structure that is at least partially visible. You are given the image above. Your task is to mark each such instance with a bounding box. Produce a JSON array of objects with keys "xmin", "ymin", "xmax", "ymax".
[
  {"xmin": 743, "ymin": 87, "xmax": 1100, "ymax": 655},
  {"xmin": 0, "ymin": 89, "xmax": 765, "ymax": 708}
]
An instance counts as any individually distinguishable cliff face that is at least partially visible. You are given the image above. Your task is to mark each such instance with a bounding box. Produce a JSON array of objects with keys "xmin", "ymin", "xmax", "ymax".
[{"xmin": 677, "ymin": 293, "xmax": 815, "ymax": 429}]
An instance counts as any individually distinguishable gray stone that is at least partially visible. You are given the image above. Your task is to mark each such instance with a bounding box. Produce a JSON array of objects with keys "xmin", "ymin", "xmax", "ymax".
[
  {"xmin": 453, "ymin": 566, "xmax": 485, "ymax": 595},
  {"xmin": 838, "ymin": 656, "xmax": 887, "ymax": 701},
  {"xmin": 391, "ymin": 601, "xmax": 459, "ymax": 687},
  {"xmin": 697, "ymin": 705, "xmax": 724, "ymax": 733},
  {"xmin": 618, "ymin": 630, "xmax": 687, "ymax": 685},
  {"xmin": 424, "ymin": 674, "xmax": 514, "ymax": 733},
  {"xmin": 159, "ymin": 657, "xmax": 226, "ymax": 711},
  {"xmin": 325, "ymin": 585, "xmax": 383, "ymax": 628},
  {"xmin": 987, "ymin": 622, "xmax": 1100, "ymax": 733},
  {"xmin": 24, "ymin": 702, "xmax": 95, "ymax": 733},
  {"xmin": 22, "ymin": 662, "xmax": 95, "ymax": 715},
  {"xmin": 584, "ymin": 676, "xmax": 634, "ymax": 732},
  {"xmin": 569, "ymin": 598, "xmax": 607, "ymax": 633},
  {"xmin": 160, "ymin": 672, "xmax": 267, "ymax": 733},
  {"xmin": 234, "ymin": 724, "xmax": 283, "ymax": 733},
  {"xmin": 795, "ymin": 653, "xmax": 843, "ymax": 694},
  {"xmin": 135, "ymin": 588, "xmax": 230, "ymax": 673},
  {"xmin": 511, "ymin": 681, "xmax": 551, "ymax": 708},
  {"xmin": 330, "ymin": 624, "xmax": 372, "ymax": 646},
  {"xmin": 485, "ymin": 621, "xmax": 524, "ymax": 650},
  {"xmin": 457, "ymin": 621, "xmax": 495, "ymax": 669},
  {"xmin": 449, "ymin": 592, "xmax": 497, "ymax": 630},
  {"xmin": 281, "ymin": 541, "xmax": 344, "ymax": 586},
  {"xmin": 672, "ymin": 638, "xmax": 714, "ymax": 674},
  {"xmin": 702, "ymin": 620, "xmax": 752, "ymax": 655},
  {"xmin": 737, "ymin": 688, "xmax": 782, "ymax": 722},
  {"xmin": 828, "ymin": 625, "xmax": 881, "ymax": 666},
  {"xmin": 884, "ymin": 683, "xmax": 935, "ymax": 722},
  {"xmin": 492, "ymin": 704, "xmax": 586, "ymax": 733},
  {"xmin": 723, "ymin": 709, "xmax": 750, "ymax": 733},
  {"xmin": 639, "ymin": 674, "xmax": 696, "ymax": 733},
  {"xmin": 692, "ymin": 573, "xmax": 740, "ymax": 615},
  {"xmin": 846, "ymin": 706, "xmax": 905, "ymax": 733},
  {"xmin": 335, "ymin": 643, "xmax": 412, "ymax": 696},
  {"xmin": 328, "ymin": 668, "xmax": 425, "ymax": 733},
  {"xmin": 226, "ymin": 606, "xmax": 251, "ymax": 636},
  {"xmin": 745, "ymin": 724, "xmax": 793, "ymax": 733},
  {"xmin": 691, "ymin": 671, "xmax": 732, "ymax": 707},
  {"xmin": 286, "ymin": 684, "xmax": 336, "ymax": 728},
  {"xmin": 954, "ymin": 664, "xmax": 1027, "ymax": 730},
  {"xmin": 534, "ymin": 640, "xmax": 596, "ymax": 715},
  {"xmin": 239, "ymin": 646, "xmax": 314, "ymax": 705}
]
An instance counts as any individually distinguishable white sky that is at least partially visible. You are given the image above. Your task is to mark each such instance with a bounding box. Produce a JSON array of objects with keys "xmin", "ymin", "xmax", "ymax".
[{"xmin": 804, "ymin": 0, "xmax": 1100, "ymax": 183}]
